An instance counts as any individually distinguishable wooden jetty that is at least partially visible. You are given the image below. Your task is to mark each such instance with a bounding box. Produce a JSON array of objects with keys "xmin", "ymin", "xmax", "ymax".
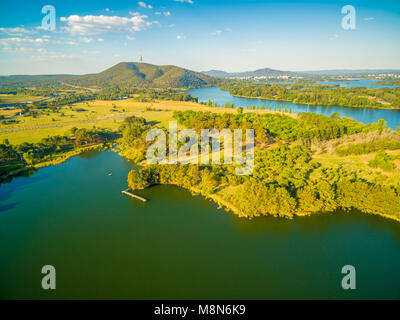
[{"xmin": 121, "ymin": 188, "xmax": 148, "ymax": 202}]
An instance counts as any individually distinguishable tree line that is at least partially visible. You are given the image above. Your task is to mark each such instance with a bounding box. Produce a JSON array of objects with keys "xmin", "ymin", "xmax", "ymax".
[
  {"xmin": 220, "ymin": 82, "xmax": 400, "ymax": 109},
  {"xmin": 0, "ymin": 127, "xmax": 118, "ymax": 168}
]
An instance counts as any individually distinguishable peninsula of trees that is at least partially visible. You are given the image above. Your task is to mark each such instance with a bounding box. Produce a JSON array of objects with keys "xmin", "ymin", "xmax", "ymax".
[
  {"xmin": 124, "ymin": 111, "xmax": 400, "ymax": 222},
  {"xmin": 220, "ymin": 82, "xmax": 400, "ymax": 109}
]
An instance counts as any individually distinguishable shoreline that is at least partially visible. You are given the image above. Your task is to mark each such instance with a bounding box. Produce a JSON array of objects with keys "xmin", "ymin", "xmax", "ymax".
[
  {"xmin": 0, "ymin": 143, "xmax": 108, "ymax": 183},
  {"xmin": 217, "ymin": 88, "xmax": 400, "ymax": 111},
  {"xmin": 129, "ymin": 177, "xmax": 400, "ymax": 224},
  {"xmin": 33, "ymin": 143, "xmax": 107, "ymax": 169},
  {"xmin": 2, "ymin": 145, "xmax": 399, "ymax": 224}
]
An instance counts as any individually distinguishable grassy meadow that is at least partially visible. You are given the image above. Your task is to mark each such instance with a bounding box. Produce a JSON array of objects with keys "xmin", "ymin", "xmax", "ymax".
[
  {"xmin": 0, "ymin": 99, "xmax": 293, "ymax": 144},
  {"xmin": 1, "ymin": 98, "xmax": 399, "ymax": 188},
  {"xmin": 0, "ymin": 94, "xmax": 45, "ymax": 104}
]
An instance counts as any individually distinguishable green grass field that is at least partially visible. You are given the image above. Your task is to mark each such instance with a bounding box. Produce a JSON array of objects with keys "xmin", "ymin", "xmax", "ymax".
[
  {"xmin": 0, "ymin": 94, "xmax": 45, "ymax": 104},
  {"xmin": 1, "ymin": 99, "xmax": 286, "ymax": 144}
]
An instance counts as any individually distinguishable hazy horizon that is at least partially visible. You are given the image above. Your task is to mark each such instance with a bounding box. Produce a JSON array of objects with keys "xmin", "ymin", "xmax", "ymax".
[{"xmin": 1, "ymin": 61, "xmax": 400, "ymax": 77}]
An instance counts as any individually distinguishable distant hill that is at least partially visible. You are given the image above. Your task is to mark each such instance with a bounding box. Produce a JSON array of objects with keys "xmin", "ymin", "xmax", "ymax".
[
  {"xmin": 202, "ymin": 68, "xmax": 400, "ymax": 78},
  {"xmin": 0, "ymin": 74, "xmax": 76, "ymax": 87},
  {"xmin": 68, "ymin": 62, "xmax": 220, "ymax": 89},
  {"xmin": 202, "ymin": 68, "xmax": 299, "ymax": 78},
  {"xmin": 3, "ymin": 64, "xmax": 399, "ymax": 89},
  {"xmin": 202, "ymin": 70, "xmax": 232, "ymax": 78}
]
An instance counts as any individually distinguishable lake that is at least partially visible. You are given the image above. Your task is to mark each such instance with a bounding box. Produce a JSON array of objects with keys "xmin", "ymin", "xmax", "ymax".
[
  {"xmin": 262, "ymin": 80, "xmax": 399, "ymax": 89},
  {"xmin": 188, "ymin": 87, "xmax": 400, "ymax": 130},
  {"xmin": 1, "ymin": 150, "xmax": 400, "ymax": 299},
  {"xmin": 314, "ymin": 80, "xmax": 399, "ymax": 89}
]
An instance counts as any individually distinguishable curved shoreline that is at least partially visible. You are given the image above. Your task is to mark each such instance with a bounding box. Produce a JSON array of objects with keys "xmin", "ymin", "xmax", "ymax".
[
  {"xmin": 218, "ymin": 88, "xmax": 400, "ymax": 111},
  {"xmin": 2, "ymin": 142, "xmax": 399, "ymax": 224},
  {"xmin": 0, "ymin": 144, "xmax": 108, "ymax": 183},
  {"xmin": 131, "ymin": 179, "xmax": 400, "ymax": 224}
]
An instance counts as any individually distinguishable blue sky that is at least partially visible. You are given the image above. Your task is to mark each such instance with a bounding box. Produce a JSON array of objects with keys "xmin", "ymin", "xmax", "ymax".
[{"xmin": 0, "ymin": 0, "xmax": 399, "ymax": 75}]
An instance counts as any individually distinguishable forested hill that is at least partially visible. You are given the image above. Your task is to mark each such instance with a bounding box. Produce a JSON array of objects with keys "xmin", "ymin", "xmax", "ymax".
[{"xmin": 67, "ymin": 62, "xmax": 220, "ymax": 89}]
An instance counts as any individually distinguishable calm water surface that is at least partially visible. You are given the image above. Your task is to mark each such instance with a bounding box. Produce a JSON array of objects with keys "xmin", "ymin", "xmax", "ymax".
[
  {"xmin": 314, "ymin": 80, "xmax": 399, "ymax": 89},
  {"xmin": 188, "ymin": 87, "xmax": 400, "ymax": 130},
  {"xmin": 263, "ymin": 80, "xmax": 399, "ymax": 89},
  {"xmin": 1, "ymin": 150, "xmax": 400, "ymax": 299}
]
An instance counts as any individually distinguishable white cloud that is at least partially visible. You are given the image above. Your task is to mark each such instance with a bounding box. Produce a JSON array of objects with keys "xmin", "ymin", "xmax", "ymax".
[
  {"xmin": 174, "ymin": 0, "xmax": 194, "ymax": 4},
  {"xmin": 212, "ymin": 28, "xmax": 230, "ymax": 36},
  {"xmin": 30, "ymin": 53, "xmax": 78, "ymax": 61},
  {"xmin": 97, "ymin": 38, "xmax": 104, "ymax": 42},
  {"xmin": 138, "ymin": 2, "xmax": 152, "ymax": 9},
  {"xmin": 49, "ymin": 38, "xmax": 81, "ymax": 46},
  {"xmin": 155, "ymin": 11, "xmax": 170, "ymax": 16},
  {"xmin": 0, "ymin": 37, "xmax": 49, "ymax": 46},
  {"xmin": 329, "ymin": 34, "xmax": 340, "ymax": 41},
  {"xmin": 1, "ymin": 47, "xmax": 47, "ymax": 53},
  {"xmin": 0, "ymin": 36, "xmax": 86, "ymax": 52},
  {"xmin": 211, "ymin": 30, "xmax": 222, "ymax": 36},
  {"xmin": 176, "ymin": 35, "xmax": 186, "ymax": 40},
  {"xmin": 0, "ymin": 27, "xmax": 36, "ymax": 35},
  {"xmin": 127, "ymin": 36, "xmax": 136, "ymax": 40},
  {"xmin": 79, "ymin": 37, "xmax": 93, "ymax": 43},
  {"xmin": 83, "ymin": 50, "xmax": 100, "ymax": 55},
  {"xmin": 60, "ymin": 13, "xmax": 152, "ymax": 35},
  {"xmin": 244, "ymin": 48, "xmax": 257, "ymax": 52},
  {"xmin": 364, "ymin": 17, "xmax": 375, "ymax": 21}
]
